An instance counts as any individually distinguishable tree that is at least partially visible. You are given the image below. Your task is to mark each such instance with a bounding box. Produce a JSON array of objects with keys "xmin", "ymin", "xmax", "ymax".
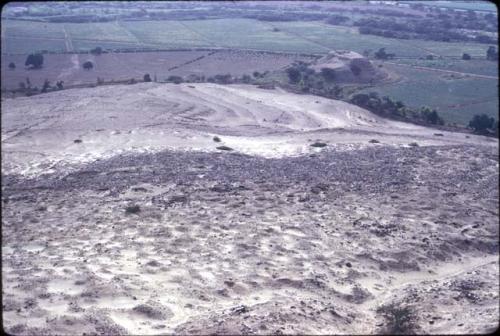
[
  {"xmin": 420, "ymin": 106, "xmax": 444, "ymax": 125},
  {"xmin": 25, "ymin": 53, "xmax": 44, "ymax": 69},
  {"xmin": 90, "ymin": 47, "xmax": 103, "ymax": 55},
  {"xmin": 8, "ymin": 62, "xmax": 15, "ymax": 70},
  {"xmin": 83, "ymin": 61, "xmax": 93, "ymax": 70},
  {"xmin": 286, "ymin": 67, "xmax": 301, "ymax": 83},
  {"xmin": 56, "ymin": 80, "xmax": 64, "ymax": 90},
  {"xmin": 486, "ymin": 46, "xmax": 498, "ymax": 61},
  {"xmin": 41, "ymin": 79, "xmax": 50, "ymax": 93},
  {"xmin": 462, "ymin": 53, "xmax": 471, "ymax": 60},
  {"xmin": 320, "ymin": 67, "xmax": 336, "ymax": 82},
  {"xmin": 241, "ymin": 74, "xmax": 252, "ymax": 83},
  {"xmin": 143, "ymin": 73, "xmax": 152, "ymax": 82},
  {"xmin": 350, "ymin": 64, "xmax": 362, "ymax": 76},
  {"xmin": 374, "ymin": 48, "xmax": 389, "ymax": 60},
  {"xmin": 469, "ymin": 114, "xmax": 495, "ymax": 133}
]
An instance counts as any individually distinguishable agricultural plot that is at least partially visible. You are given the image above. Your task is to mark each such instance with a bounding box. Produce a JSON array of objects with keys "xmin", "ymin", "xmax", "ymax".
[
  {"xmin": 64, "ymin": 22, "xmax": 139, "ymax": 44},
  {"xmin": 358, "ymin": 63, "xmax": 499, "ymax": 125},
  {"xmin": 399, "ymin": 0, "xmax": 497, "ymax": 12},
  {"xmin": 120, "ymin": 21, "xmax": 212, "ymax": 49},
  {"xmin": 2, "ymin": 37, "xmax": 67, "ymax": 54},
  {"xmin": 407, "ymin": 39, "xmax": 493, "ymax": 58},
  {"xmin": 3, "ymin": 20, "xmax": 66, "ymax": 39},
  {"xmin": 391, "ymin": 58, "xmax": 498, "ymax": 77},
  {"xmin": 2, "ymin": 18, "xmax": 494, "ymax": 57},
  {"xmin": 1, "ymin": 51, "xmax": 205, "ymax": 90},
  {"xmin": 185, "ymin": 18, "xmax": 327, "ymax": 53},
  {"xmin": 272, "ymin": 21, "xmax": 493, "ymax": 58},
  {"xmin": 169, "ymin": 50, "xmax": 315, "ymax": 77},
  {"xmin": 1, "ymin": 50, "xmax": 308, "ymax": 90}
]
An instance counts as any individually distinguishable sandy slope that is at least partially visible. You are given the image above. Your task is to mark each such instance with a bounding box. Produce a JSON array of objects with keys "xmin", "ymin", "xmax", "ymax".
[
  {"xmin": 1, "ymin": 83, "xmax": 498, "ymax": 335},
  {"xmin": 1, "ymin": 83, "xmax": 494, "ymax": 177}
]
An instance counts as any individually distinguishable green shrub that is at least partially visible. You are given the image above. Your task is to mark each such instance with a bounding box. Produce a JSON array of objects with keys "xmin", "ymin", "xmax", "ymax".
[
  {"xmin": 310, "ymin": 142, "xmax": 327, "ymax": 148},
  {"xmin": 125, "ymin": 204, "xmax": 141, "ymax": 214},
  {"xmin": 216, "ymin": 145, "xmax": 233, "ymax": 151},
  {"xmin": 376, "ymin": 304, "xmax": 419, "ymax": 334}
]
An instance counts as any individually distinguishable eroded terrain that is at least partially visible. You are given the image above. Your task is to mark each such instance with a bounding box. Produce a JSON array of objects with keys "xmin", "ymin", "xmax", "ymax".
[{"xmin": 2, "ymin": 84, "xmax": 499, "ymax": 335}]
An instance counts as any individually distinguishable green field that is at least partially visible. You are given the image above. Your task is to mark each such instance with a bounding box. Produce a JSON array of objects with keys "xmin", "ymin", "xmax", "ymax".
[
  {"xmin": 272, "ymin": 21, "xmax": 494, "ymax": 58},
  {"xmin": 2, "ymin": 17, "xmax": 497, "ymax": 125},
  {"xmin": 400, "ymin": 0, "xmax": 497, "ymax": 12},
  {"xmin": 2, "ymin": 37, "xmax": 67, "ymax": 54},
  {"xmin": 391, "ymin": 58, "xmax": 498, "ymax": 77},
  {"xmin": 1, "ymin": 18, "xmax": 496, "ymax": 56},
  {"xmin": 358, "ymin": 64, "xmax": 498, "ymax": 125}
]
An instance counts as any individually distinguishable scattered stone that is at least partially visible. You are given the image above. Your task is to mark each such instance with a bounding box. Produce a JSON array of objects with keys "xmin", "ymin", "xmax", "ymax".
[
  {"xmin": 73, "ymin": 139, "xmax": 82, "ymax": 143},
  {"xmin": 216, "ymin": 145, "xmax": 233, "ymax": 151},
  {"xmin": 310, "ymin": 142, "xmax": 327, "ymax": 148},
  {"xmin": 213, "ymin": 136, "xmax": 221, "ymax": 142},
  {"xmin": 125, "ymin": 204, "xmax": 141, "ymax": 214},
  {"xmin": 369, "ymin": 139, "xmax": 380, "ymax": 143}
]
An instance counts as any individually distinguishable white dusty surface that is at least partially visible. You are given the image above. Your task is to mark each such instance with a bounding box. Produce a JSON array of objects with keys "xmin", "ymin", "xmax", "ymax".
[
  {"xmin": 1, "ymin": 83, "xmax": 499, "ymax": 335},
  {"xmin": 1, "ymin": 83, "xmax": 495, "ymax": 177}
]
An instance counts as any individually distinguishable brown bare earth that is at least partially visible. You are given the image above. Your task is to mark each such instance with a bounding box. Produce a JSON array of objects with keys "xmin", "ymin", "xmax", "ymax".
[
  {"xmin": 1, "ymin": 83, "xmax": 499, "ymax": 335},
  {"xmin": 1, "ymin": 50, "xmax": 315, "ymax": 91}
]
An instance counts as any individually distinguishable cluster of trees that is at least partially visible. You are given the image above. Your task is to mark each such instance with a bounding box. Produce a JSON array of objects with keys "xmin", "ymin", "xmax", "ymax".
[
  {"xmin": 355, "ymin": 16, "xmax": 497, "ymax": 44},
  {"xmin": 15, "ymin": 76, "xmax": 64, "ymax": 96},
  {"xmin": 350, "ymin": 92, "xmax": 444, "ymax": 126},
  {"xmin": 247, "ymin": 12, "xmax": 329, "ymax": 22},
  {"xmin": 284, "ymin": 62, "xmax": 344, "ymax": 98},
  {"xmin": 83, "ymin": 61, "xmax": 94, "ymax": 70},
  {"xmin": 469, "ymin": 114, "xmax": 498, "ymax": 136},
  {"xmin": 286, "ymin": 61, "xmax": 315, "ymax": 85},
  {"xmin": 25, "ymin": 53, "xmax": 44, "ymax": 69},
  {"xmin": 374, "ymin": 48, "xmax": 395, "ymax": 60},
  {"xmin": 90, "ymin": 47, "xmax": 103, "ymax": 55},
  {"xmin": 486, "ymin": 46, "xmax": 498, "ymax": 61},
  {"xmin": 325, "ymin": 15, "xmax": 349, "ymax": 25}
]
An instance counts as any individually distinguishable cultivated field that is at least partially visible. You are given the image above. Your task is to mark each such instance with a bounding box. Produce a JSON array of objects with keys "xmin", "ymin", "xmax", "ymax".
[
  {"xmin": 271, "ymin": 21, "xmax": 494, "ymax": 58},
  {"xmin": 6, "ymin": 18, "xmax": 493, "ymax": 57},
  {"xmin": 391, "ymin": 58, "xmax": 499, "ymax": 77},
  {"xmin": 358, "ymin": 62, "xmax": 498, "ymax": 125},
  {"xmin": 1, "ymin": 18, "xmax": 327, "ymax": 54},
  {"xmin": 399, "ymin": 0, "xmax": 498, "ymax": 12},
  {"xmin": 1, "ymin": 50, "xmax": 314, "ymax": 90},
  {"xmin": 1, "ymin": 15, "xmax": 498, "ymax": 125}
]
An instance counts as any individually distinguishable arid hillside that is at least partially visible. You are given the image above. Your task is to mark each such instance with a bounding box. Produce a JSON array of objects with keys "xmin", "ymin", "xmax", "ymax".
[{"xmin": 2, "ymin": 83, "xmax": 498, "ymax": 335}]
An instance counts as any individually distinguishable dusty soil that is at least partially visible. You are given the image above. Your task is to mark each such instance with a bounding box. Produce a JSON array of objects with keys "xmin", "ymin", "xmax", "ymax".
[
  {"xmin": 1, "ymin": 50, "xmax": 314, "ymax": 91},
  {"xmin": 1, "ymin": 83, "xmax": 498, "ymax": 335}
]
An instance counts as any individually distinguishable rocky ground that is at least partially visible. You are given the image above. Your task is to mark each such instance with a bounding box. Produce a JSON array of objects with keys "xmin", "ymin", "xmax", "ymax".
[
  {"xmin": 1, "ymin": 83, "xmax": 499, "ymax": 334},
  {"xmin": 2, "ymin": 144, "xmax": 498, "ymax": 335}
]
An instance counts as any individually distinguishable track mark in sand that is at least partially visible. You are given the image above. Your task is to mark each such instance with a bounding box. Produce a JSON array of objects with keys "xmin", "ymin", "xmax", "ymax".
[
  {"xmin": 359, "ymin": 255, "xmax": 499, "ymax": 312},
  {"xmin": 57, "ymin": 53, "xmax": 80, "ymax": 81}
]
